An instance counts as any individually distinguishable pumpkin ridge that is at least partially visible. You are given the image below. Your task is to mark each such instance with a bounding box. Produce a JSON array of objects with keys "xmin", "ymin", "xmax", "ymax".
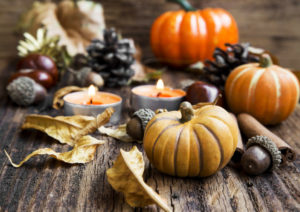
[
  {"xmin": 145, "ymin": 117, "xmax": 179, "ymax": 136},
  {"xmin": 227, "ymin": 67, "xmax": 253, "ymax": 101},
  {"xmin": 151, "ymin": 123, "xmax": 181, "ymax": 166},
  {"xmin": 192, "ymin": 128, "xmax": 203, "ymax": 176},
  {"xmin": 247, "ymin": 68, "xmax": 265, "ymax": 112},
  {"xmin": 174, "ymin": 126, "xmax": 185, "ymax": 176},
  {"xmin": 198, "ymin": 123, "xmax": 224, "ymax": 169},
  {"xmin": 269, "ymin": 70, "xmax": 281, "ymax": 121}
]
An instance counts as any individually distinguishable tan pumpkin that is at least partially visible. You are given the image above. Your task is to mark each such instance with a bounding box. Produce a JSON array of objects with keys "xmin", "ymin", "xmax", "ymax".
[
  {"xmin": 225, "ymin": 54, "xmax": 300, "ymax": 125},
  {"xmin": 143, "ymin": 102, "xmax": 239, "ymax": 177}
]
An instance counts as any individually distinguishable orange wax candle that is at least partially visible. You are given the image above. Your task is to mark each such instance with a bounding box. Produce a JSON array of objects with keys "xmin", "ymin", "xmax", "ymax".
[
  {"xmin": 64, "ymin": 91, "xmax": 121, "ymax": 106},
  {"xmin": 131, "ymin": 79, "xmax": 186, "ymax": 111},
  {"xmin": 132, "ymin": 86, "xmax": 186, "ymax": 98}
]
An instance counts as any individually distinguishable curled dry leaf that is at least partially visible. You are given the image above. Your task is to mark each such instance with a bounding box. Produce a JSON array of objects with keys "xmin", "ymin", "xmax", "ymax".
[
  {"xmin": 98, "ymin": 124, "xmax": 136, "ymax": 143},
  {"xmin": 5, "ymin": 108, "xmax": 114, "ymax": 167},
  {"xmin": 53, "ymin": 86, "xmax": 87, "ymax": 109},
  {"xmin": 106, "ymin": 146, "xmax": 171, "ymax": 212},
  {"xmin": 5, "ymin": 136, "xmax": 104, "ymax": 167}
]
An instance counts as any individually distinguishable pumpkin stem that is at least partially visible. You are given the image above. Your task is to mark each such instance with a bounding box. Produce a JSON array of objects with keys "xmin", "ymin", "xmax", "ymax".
[
  {"xmin": 259, "ymin": 54, "xmax": 273, "ymax": 68},
  {"xmin": 180, "ymin": 101, "xmax": 194, "ymax": 123},
  {"xmin": 167, "ymin": 0, "xmax": 196, "ymax": 11}
]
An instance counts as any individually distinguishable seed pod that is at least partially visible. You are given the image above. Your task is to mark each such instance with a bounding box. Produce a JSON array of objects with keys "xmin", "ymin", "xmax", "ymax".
[
  {"xmin": 7, "ymin": 77, "xmax": 47, "ymax": 106},
  {"xmin": 126, "ymin": 108, "xmax": 155, "ymax": 140},
  {"xmin": 9, "ymin": 69, "xmax": 54, "ymax": 89}
]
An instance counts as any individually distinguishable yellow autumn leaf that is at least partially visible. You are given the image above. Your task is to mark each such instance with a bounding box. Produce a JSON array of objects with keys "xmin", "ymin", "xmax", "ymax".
[
  {"xmin": 5, "ymin": 135, "xmax": 104, "ymax": 167},
  {"xmin": 98, "ymin": 124, "xmax": 136, "ymax": 143},
  {"xmin": 107, "ymin": 146, "xmax": 171, "ymax": 212},
  {"xmin": 53, "ymin": 86, "xmax": 87, "ymax": 110},
  {"xmin": 5, "ymin": 108, "xmax": 114, "ymax": 167}
]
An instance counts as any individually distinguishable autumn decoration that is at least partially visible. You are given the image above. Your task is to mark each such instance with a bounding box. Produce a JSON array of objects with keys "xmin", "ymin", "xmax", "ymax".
[
  {"xmin": 143, "ymin": 101, "xmax": 239, "ymax": 177},
  {"xmin": 5, "ymin": 108, "xmax": 114, "ymax": 167},
  {"xmin": 225, "ymin": 54, "xmax": 300, "ymax": 125},
  {"xmin": 18, "ymin": 0, "xmax": 105, "ymax": 56},
  {"xmin": 150, "ymin": 0, "xmax": 239, "ymax": 66},
  {"xmin": 106, "ymin": 146, "xmax": 171, "ymax": 211}
]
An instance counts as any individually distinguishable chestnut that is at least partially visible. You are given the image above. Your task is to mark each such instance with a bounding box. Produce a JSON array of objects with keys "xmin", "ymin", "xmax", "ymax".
[
  {"xmin": 185, "ymin": 81, "xmax": 224, "ymax": 107},
  {"xmin": 17, "ymin": 54, "xmax": 58, "ymax": 81},
  {"xmin": 9, "ymin": 69, "xmax": 54, "ymax": 89}
]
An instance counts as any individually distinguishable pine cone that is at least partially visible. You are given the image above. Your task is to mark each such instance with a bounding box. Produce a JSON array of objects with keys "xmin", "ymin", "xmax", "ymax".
[
  {"xmin": 86, "ymin": 28, "xmax": 136, "ymax": 87},
  {"xmin": 203, "ymin": 43, "xmax": 259, "ymax": 90}
]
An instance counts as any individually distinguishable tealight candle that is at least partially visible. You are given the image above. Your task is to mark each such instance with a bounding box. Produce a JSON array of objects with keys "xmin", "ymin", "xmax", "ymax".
[
  {"xmin": 63, "ymin": 85, "xmax": 122, "ymax": 124},
  {"xmin": 131, "ymin": 79, "xmax": 186, "ymax": 111}
]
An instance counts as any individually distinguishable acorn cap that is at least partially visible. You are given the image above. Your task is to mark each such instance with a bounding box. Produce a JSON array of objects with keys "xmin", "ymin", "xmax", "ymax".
[
  {"xmin": 247, "ymin": 135, "xmax": 282, "ymax": 170},
  {"xmin": 132, "ymin": 108, "xmax": 155, "ymax": 131},
  {"xmin": 7, "ymin": 77, "xmax": 36, "ymax": 106}
]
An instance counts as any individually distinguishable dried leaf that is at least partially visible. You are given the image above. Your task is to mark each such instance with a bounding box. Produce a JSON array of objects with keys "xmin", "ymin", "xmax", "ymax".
[
  {"xmin": 107, "ymin": 146, "xmax": 171, "ymax": 212},
  {"xmin": 99, "ymin": 124, "xmax": 137, "ymax": 143},
  {"xmin": 18, "ymin": 0, "xmax": 106, "ymax": 56},
  {"xmin": 53, "ymin": 86, "xmax": 87, "ymax": 109},
  {"xmin": 5, "ymin": 108, "xmax": 114, "ymax": 167},
  {"xmin": 5, "ymin": 136, "xmax": 105, "ymax": 167}
]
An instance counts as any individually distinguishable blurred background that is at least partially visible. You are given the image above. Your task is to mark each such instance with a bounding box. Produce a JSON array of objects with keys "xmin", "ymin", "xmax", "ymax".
[{"xmin": 1, "ymin": 0, "xmax": 300, "ymax": 69}]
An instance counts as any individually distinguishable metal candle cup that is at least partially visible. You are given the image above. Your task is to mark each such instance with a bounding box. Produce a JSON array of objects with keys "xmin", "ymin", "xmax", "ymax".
[
  {"xmin": 131, "ymin": 84, "xmax": 186, "ymax": 111},
  {"xmin": 63, "ymin": 91, "xmax": 122, "ymax": 124}
]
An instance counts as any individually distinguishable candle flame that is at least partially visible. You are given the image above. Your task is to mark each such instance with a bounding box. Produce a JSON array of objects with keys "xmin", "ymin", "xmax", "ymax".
[
  {"xmin": 156, "ymin": 79, "xmax": 164, "ymax": 90},
  {"xmin": 88, "ymin": 85, "xmax": 97, "ymax": 103}
]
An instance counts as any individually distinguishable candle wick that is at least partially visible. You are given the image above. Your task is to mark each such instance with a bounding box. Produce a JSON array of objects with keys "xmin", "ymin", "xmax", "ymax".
[
  {"xmin": 90, "ymin": 98, "xmax": 93, "ymax": 104},
  {"xmin": 156, "ymin": 92, "xmax": 162, "ymax": 97}
]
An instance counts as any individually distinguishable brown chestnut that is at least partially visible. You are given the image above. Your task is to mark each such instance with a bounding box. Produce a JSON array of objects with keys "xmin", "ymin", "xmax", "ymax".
[
  {"xmin": 185, "ymin": 81, "xmax": 224, "ymax": 107},
  {"xmin": 17, "ymin": 54, "xmax": 58, "ymax": 81},
  {"xmin": 9, "ymin": 69, "xmax": 54, "ymax": 89}
]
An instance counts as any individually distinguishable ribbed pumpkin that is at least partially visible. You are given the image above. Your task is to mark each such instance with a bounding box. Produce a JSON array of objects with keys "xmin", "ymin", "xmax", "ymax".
[
  {"xmin": 150, "ymin": 0, "xmax": 239, "ymax": 66},
  {"xmin": 143, "ymin": 102, "xmax": 239, "ymax": 177},
  {"xmin": 225, "ymin": 54, "xmax": 300, "ymax": 125}
]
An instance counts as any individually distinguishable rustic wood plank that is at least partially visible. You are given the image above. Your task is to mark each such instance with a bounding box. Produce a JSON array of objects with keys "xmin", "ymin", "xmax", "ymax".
[{"xmin": 0, "ymin": 0, "xmax": 300, "ymax": 211}]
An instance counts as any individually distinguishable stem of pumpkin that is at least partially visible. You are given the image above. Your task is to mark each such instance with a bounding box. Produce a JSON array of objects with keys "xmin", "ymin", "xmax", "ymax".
[
  {"xmin": 179, "ymin": 101, "xmax": 194, "ymax": 123},
  {"xmin": 167, "ymin": 0, "xmax": 196, "ymax": 11},
  {"xmin": 259, "ymin": 54, "xmax": 273, "ymax": 68}
]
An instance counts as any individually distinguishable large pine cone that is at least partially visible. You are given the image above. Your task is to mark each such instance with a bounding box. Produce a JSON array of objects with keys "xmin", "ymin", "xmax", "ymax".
[{"xmin": 87, "ymin": 28, "xmax": 136, "ymax": 87}]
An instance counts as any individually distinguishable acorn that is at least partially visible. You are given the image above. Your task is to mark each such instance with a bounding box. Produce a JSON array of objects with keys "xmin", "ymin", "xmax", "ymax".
[
  {"xmin": 126, "ymin": 108, "xmax": 155, "ymax": 140},
  {"xmin": 73, "ymin": 67, "xmax": 104, "ymax": 88},
  {"xmin": 241, "ymin": 135, "xmax": 282, "ymax": 175},
  {"xmin": 8, "ymin": 69, "xmax": 54, "ymax": 89},
  {"xmin": 6, "ymin": 77, "xmax": 47, "ymax": 106}
]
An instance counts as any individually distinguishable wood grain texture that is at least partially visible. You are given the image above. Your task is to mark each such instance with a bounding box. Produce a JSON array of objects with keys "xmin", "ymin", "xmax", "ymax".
[
  {"xmin": 0, "ymin": 62, "xmax": 299, "ymax": 211},
  {"xmin": 0, "ymin": 0, "xmax": 300, "ymax": 211}
]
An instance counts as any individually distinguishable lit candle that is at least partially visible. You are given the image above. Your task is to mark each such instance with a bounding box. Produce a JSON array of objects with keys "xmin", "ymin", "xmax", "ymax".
[
  {"xmin": 131, "ymin": 79, "xmax": 186, "ymax": 111},
  {"xmin": 63, "ymin": 85, "xmax": 122, "ymax": 124}
]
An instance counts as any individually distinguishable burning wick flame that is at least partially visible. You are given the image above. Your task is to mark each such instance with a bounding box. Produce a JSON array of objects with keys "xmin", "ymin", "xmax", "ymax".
[
  {"xmin": 88, "ymin": 85, "xmax": 96, "ymax": 104},
  {"xmin": 156, "ymin": 79, "xmax": 165, "ymax": 97},
  {"xmin": 156, "ymin": 79, "xmax": 164, "ymax": 90}
]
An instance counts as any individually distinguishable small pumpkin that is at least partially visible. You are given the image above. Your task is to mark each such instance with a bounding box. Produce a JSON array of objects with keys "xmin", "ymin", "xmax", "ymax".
[
  {"xmin": 143, "ymin": 101, "xmax": 238, "ymax": 177},
  {"xmin": 150, "ymin": 0, "xmax": 239, "ymax": 66},
  {"xmin": 225, "ymin": 54, "xmax": 300, "ymax": 125}
]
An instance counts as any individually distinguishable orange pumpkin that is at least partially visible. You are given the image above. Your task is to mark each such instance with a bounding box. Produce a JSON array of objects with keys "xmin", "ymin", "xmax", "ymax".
[
  {"xmin": 143, "ymin": 102, "xmax": 239, "ymax": 177},
  {"xmin": 150, "ymin": 0, "xmax": 239, "ymax": 66},
  {"xmin": 225, "ymin": 54, "xmax": 300, "ymax": 125}
]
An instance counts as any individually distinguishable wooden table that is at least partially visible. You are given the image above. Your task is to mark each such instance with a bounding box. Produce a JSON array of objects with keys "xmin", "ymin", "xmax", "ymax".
[{"xmin": 0, "ymin": 60, "xmax": 299, "ymax": 211}]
